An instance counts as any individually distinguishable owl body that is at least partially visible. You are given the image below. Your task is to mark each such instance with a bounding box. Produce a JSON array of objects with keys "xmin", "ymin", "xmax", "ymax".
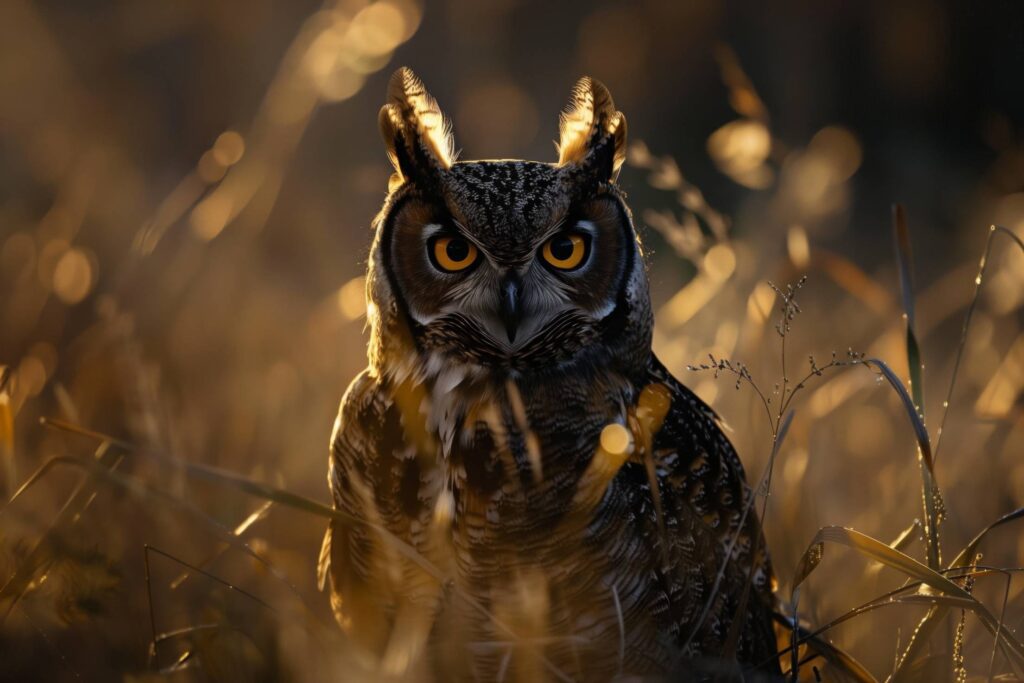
[{"xmin": 322, "ymin": 69, "xmax": 780, "ymax": 680}]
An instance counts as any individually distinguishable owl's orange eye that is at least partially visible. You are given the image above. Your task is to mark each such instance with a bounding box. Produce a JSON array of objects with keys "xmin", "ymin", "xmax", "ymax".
[
  {"xmin": 541, "ymin": 233, "xmax": 588, "ymax": 270},
  {"xmin": 430, "ymin": 235, "xmax": 478, "ymax": 273}
]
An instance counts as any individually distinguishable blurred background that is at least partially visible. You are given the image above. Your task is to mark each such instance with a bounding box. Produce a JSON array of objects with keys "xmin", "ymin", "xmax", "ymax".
[{"xmin": 1, "ymin": 0, "xmax": 1023, "ymax": 680}]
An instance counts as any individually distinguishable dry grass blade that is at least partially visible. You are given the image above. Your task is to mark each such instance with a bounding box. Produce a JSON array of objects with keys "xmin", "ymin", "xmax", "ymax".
[
  {"xmin": 792, "ymin": 526, "xmax": 1024, "ymax": 676},
  {"xmin": 23, "ymin": 436, "xmax": 427, "ymax": 599},
  {"xmin": 890, "ymin": 521, "xmax": 922, "ymax": 553},
  {"xmin": 8, "ymin": 454, "xmax": 313, "ymax": 612},
  {"xmin": 770, "ymin": 573, "xmax": 992, "ymax": 669},
  {"xmin": 804, "ymin": 639, "xmax": 877, "ymax": 683},
  {"xmin": 783, "ymin": 571, "xmax": 1012, "ymax": 682},
  {"xmin": 949, "ymin": 507, "xmax": 1024, "ymax": 570},
  {"xmin": 989, "ymin": 569, "xmax": 1013, "ymax": 683},
  {"xmin": 769, "ymin": 613, "xmax": 878, "ymax": 683},
  {"xmin": 0, "ymin": 366, "xmax": 13, "ymax": 497},
  {"xmin": 890, "ymin": 604, "xmax": 946, "ymax": 683},
  {"xmin": 794, "ymin": 527, "xmax": 961, "ymax": 606},
  {"xmin": 145, "ymin": 545, "xmax": 274, "ymax": 668},
  {"xmin": 770, "ymin": 586, "xmax": 919, "ymax": 667},
  {"xmin": 794, "ymin": 527, "xmax": 944, "ymax": 595},
  {"xmin": 34, "ymin": 418, "xmax": 578, "ymax": 681},
  {"xmin": 889, "ymin": 227, "xmax": 1024, "ymax": 683},
  {"xmin": 153, "ymin": 623, "xmax": 222, "ymax": 645},
  {"xmin": 885, "ymin": 225, "xmax": 1024, "ymax": 681},
  {"xmin": 177, "ymin": 462, "xmax": 577, "ymax": 681},
  {"xmin": 898, "ymin": 593, "xmax": 1024, "ymax": 681},
  {"xmin": 891, "ymin": 564, "xmax": 1021, "ymax": 683},
  {"xmin": 0, "ymin": 440, "xmax": 121, "ymax": 625},
  {"xmin": 170, "ymin": 500, "xmax": 274, "ymax": 590},
  {"xmin": 934, "ymin": 225, "xmax": 1024, "ymax": 462}
]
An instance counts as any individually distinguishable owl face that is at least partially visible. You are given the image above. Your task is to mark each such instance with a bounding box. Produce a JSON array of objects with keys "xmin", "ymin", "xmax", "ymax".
[{"xmin": 367, "ymin": 69, "xmax": 650, "ymax": 377}]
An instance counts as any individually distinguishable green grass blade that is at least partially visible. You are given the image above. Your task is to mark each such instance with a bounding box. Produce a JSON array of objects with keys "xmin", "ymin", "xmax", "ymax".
[
  {"xmin": 863, "ymin": 360, "xmax": 932, "ymax": 469},
  {"xmin": 864, "ymin": 358, "xmax": 941, "ymax": 571},
  {"xmin": 890, "ymin": 225, "xmax": 1024, "ymax": 683},
  {"xmin": 892, "ymin": 205, "xmax": 925, "ymax": 417}
]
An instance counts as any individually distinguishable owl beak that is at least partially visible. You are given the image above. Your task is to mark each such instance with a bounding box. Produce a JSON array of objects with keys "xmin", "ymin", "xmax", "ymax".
[{"xmin": 499, "ymin": 273, "xmax": 522, "ymax": 344}]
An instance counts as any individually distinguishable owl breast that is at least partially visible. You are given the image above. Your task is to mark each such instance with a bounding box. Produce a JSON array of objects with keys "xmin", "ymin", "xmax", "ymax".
[{"xmin": 325, "ymin": 358, "xmax": 778, "ymax": 679}]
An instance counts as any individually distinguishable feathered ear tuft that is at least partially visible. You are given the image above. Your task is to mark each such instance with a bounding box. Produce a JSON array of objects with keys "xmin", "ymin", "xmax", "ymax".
[
  {"xmin": 379, "ymin": 67, "xmax": 456, "ymax": 188},
  {"xmin": 556, "ymin": 77, "xmax": 627, "ymax": 182}
]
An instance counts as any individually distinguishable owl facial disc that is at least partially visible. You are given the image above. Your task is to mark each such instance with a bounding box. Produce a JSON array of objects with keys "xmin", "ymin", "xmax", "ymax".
[{"xmin": 367, "ymin": 68, "xmax": 646, "ymax": 375}]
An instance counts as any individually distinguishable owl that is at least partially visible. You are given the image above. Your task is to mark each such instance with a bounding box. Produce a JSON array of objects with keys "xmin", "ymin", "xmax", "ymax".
[{"xmin": 319, "ymin": 68, "xmax": 781, "ymax": 681}]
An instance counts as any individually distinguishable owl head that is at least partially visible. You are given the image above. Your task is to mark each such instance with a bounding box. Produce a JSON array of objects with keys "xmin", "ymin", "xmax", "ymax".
[{"xmin": 365, "ymin": 68, "xmax": 652, "ymax": 382}]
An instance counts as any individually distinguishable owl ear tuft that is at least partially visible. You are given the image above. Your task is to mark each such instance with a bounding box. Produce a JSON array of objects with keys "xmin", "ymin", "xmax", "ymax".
[
  {"xmin": 379, "ymin": 67, "xmax": 456, "ymax": 189},
  {"xmin": 556, "ymin": 77, "xmax": 627, "ymax": 182}
]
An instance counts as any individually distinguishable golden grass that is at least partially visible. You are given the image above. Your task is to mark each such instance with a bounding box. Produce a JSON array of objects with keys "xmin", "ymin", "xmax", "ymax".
[{"xmin": 2, "ymin": 2, "xmax": 1024, "ymax": 681}]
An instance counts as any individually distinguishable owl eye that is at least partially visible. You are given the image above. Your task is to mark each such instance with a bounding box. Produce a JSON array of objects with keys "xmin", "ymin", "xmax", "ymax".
[
  {"xmin": 429, "ymin": 235, "xmax": 478, "ymax": 273},
  {"xmin": 541, "ymin": 233, "xmax": 589, "ymax": 271}
]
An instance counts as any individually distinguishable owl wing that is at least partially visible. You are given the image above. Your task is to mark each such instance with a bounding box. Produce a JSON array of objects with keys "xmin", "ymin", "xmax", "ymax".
[
  {"xmin": 319, "ymin": 369, "xmax": 441, "ymax": 670},
  {"xmin": 643, "ymin": 356, "xmax": 780, "ymax": 672}
]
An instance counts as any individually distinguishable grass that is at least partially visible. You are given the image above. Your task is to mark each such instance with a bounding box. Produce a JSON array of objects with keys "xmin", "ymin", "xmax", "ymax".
[
  {"xmin": 2, "ymin": 2, "xmax": 1024, "ymax": 681},
  {"xmin": 4, "ymin": 216, "xmax": 1023, "ymax": 681}
]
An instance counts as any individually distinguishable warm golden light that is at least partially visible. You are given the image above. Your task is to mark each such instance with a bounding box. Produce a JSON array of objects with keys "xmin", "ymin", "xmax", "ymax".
[
  {"xmin": 212, "ymin": 131, "xmax": 246, "ymax": 167},
  {"xmin": 599, "ymin": 422, "xmax": 632, "ymax": 456},
  {"xmin": 336, "ymin": 276, "xmax": 367, "ymax": 320},
  {"xmin": 16, "ymin": 355, "xmax": 46, "ymax": 397},
  {"xmin": 348, "ymin": 3, "xmax": 407, "ymax": 58},
  {"xmin": 703, "ymin": 243, "xmax": 736, "ymax": 282},
  {"xmin": 707, "ymin": 119, "xmax": 773, "ymax": 189},
  {"xmin": 787, "ymin": 225, "xmax": 810, "ymax": 269},
  {"xmin": 189, "ymin": 196, "xmax": 233, "ymax": 241},
  {"xmin": 746, "ymin": 280, "xmax": 777, "ymax": 324},
  {"xmin": 52, "ymin": 248, "xmax": 94, "ymax": 304},
  {"xmin": 196, "ymin": 150, "xmax": 227, "ymax": 183},
  {"xmin": 976, "ymin": 334, "xmax": 1024, "ymax": 418}
]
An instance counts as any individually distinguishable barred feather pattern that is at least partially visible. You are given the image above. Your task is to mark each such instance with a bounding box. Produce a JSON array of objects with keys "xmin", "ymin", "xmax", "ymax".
[{"xmin": 323, "ymin": 356, "xmax": 779, "ymax": 679}]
